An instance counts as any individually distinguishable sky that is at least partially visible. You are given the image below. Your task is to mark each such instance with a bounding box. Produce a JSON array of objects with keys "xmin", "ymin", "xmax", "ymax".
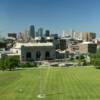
[{"xmin": 0, "ymin": 0, "xmax": 100, "ymax": 37}]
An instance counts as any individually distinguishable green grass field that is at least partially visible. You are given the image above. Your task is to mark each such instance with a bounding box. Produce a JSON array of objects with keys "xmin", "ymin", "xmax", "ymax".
[{"xmin": 0, "ymin": 67, "xmax": 100, "ymax": 100}]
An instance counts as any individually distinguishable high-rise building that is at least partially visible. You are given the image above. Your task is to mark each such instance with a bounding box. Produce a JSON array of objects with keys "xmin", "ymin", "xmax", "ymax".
[
  {"xmin": 70, "ymin": 29, "xmax": 75, "ymax": 39},
  {"xmin": 8, "ymin": 33, "xmax": 17, "ymax": 38},
  {"xmin": 82, "ymin": 32, "xmax": 96, "ymax": 41},
  {"xmin": 18, "ymin": 32, "xmax": 24, "ymax": 40},
  {"xmin": 35, "ymin": 32, "xmax": 39, "ymax": 37},
  {"xmin": 51, "ymin": 34, "xmax": 59, "ymax": 39},
  {"xmin": 73, "ymin": 32, "xmax": 82, "ymax": 40},
  {"xmin": 60, "ymin": 39, "xmax": 66, "ymax": 50},
  {"xmin": 28, "ymin": 25, "xmax": 35, "ymax": 38},
  {"xmin": 69, "ymin": 32, "xmax": 96, "ymax": 41},
  {"xmin": 45, "ymin": 30, "xmax": 50, "ymax": 37},
  {"xmin": 38, "ymin": 28, "xmax": 43, "ymax": 37}
]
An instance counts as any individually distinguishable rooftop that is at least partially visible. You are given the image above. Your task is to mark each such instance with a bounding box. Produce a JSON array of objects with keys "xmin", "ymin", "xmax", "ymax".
[
  {"xmin": 82, "ymin": 42, "xmax": 95, "ymax": 44},
  {"xmin": 13, "ymin": 42, "xmax": 53, "ymax": 49}
]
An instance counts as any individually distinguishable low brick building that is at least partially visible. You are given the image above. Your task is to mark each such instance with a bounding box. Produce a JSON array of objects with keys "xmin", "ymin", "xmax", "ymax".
[{"xmin": 79, "ymin": 42, "xmax": 97, "ymax": 54}]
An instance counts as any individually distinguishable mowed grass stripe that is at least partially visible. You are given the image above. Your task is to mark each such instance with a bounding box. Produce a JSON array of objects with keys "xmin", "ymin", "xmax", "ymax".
[
  {"xmin": 63, "ymin": 68, "xmax": 75, "ymax": 99},
  {"xmin": 74, "ymin": 68, "xmax": 99, "ymax": 99},
  {"xmin": 0, "ymin": 69, "xmax": 39, "ymax": 100},
  {"xmin": 0, "ymin": 71, "xmax": 23, "ymax": 99},
  {"xmin": 0, "ymin": 67, "xmax": 100, "ymax": 100},
  {"xmin": 13, "ymin": 69, "xmax": 39, "ymax": 100}
]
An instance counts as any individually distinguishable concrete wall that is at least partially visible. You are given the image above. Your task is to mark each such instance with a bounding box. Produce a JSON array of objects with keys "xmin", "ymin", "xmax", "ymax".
[
  {"xmin": 79, "ymin": 44, "xmax": 88, "ymax": 54},
  {"xmin": 79, "ymin": 43, "xmax": 97, "ymax": 54},
  {"xmin": 21, "ymin": 46, "xmax": 55, "ymax": 61}
]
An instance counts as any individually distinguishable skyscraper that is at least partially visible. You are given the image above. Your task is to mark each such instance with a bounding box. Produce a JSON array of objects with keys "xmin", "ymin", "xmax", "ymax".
[
  {"xmin": 38, "ymin": 28, "xmax": 43, "ymax": 37},
  {"xmin": 28, "ymin": 25, "xmax": 35, "ymax": 38},
  {"xmin": 45, "ymin": 30, "xmax": 50, "ymax": 37},
  {"xmin": 82, "ymin": 32, "xmax": 96, "ymax": 41}
]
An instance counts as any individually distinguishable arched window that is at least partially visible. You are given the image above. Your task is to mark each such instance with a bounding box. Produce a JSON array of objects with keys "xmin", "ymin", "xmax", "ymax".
[
  {"xmin": 26, "ymin": 52, "xmax": 32, "ymax": 60},
  {"xmin": 45, "ymin": 51, "xmax": 50, "ymax": 59},
  {"xmin": 36, "ymin": 51, "xmax": 41, "ymax": 60}
]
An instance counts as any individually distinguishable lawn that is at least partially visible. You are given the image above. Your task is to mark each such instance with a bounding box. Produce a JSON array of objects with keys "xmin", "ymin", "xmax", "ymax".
[{"xmin": 0, "ymin": 67, "xmax": 100, "ymax": 100}]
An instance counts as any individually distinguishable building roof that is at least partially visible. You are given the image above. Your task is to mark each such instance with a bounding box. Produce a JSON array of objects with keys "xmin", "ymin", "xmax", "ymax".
[
  {"xmin": 6, "ymin": 53, "xmax": 20, "ymax": 56},
  {"xmin": 13, "ymin": 42, "xmax": 53, "ymax": 49},
  {"xmin": 82, "ymin": 42, "xmax": 95, "ymax": 44},
  {"xmin": 6, "ymin": 37, "xmax": 16, "ymax": 40},
  {"xmin": 34, "ymin": 37, "xmax": 41, "ymax": 40},
  {"xmin": 0, "ymin": 38, "xmax": 5, "ymax": 43},
  {"xmin": 46, "ymin": 37, "xmax": 54, "ymax": 40},
  {"xmin": 56, "ymin": 50, "xmax": 66, "ymax": 54}
]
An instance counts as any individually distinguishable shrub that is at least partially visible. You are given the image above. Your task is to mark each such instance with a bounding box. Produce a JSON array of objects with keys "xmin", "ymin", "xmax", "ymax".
[
  {"xmin": 5, "ymin": 56, "xmax": 19, "ymax": 71},
  {"xmin": 91, "ymin": 50, "xmax": 100, "ymax": 69},
  {"xmin": 0, "ymin": 59, "xmax": 6, "ymax": 71},
  {"xmin": 20, "ymin": 62, "xmax": 38, "ymax": 68},
  {"xmin": 76, "ymin": 56, "xmax": 79, "ymax": 60},
  {"xmin": 0, "ymin": 56, "xmax": 19, "ymax": 71}
]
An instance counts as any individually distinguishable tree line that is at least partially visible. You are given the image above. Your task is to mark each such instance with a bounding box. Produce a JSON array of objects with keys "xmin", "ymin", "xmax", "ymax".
[
  {"xmin": 0, "ymin": 49, "xmax": 100, "ymax": 71},
  {"xmin": 0, "ymin": 56, "xmax": 37, "ymax": 71}
]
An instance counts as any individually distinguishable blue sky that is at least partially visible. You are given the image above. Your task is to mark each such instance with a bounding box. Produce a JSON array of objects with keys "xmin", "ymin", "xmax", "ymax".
[{"xmin": 0, "ymin": 0, "xmax": 100, "ymax": 37}]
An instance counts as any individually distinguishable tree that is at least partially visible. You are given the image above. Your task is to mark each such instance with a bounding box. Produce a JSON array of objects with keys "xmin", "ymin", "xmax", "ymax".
[
  {"xmin": 78, "ymin": 54, "xmax": 87, "ymax": 66},
  {"xmin": 0, "ymin": 59, "xmax": 6, "ymax": 71},
  {"xmin": 20, "ymin": 62, "xmax": 38, "ymax": 68},
  {"xmin": 0, "ymin": 56, "xmax": 19, "ymax": 71},
  {"xmin": 80, "ymin": 54, "xmax": 85, "ymax": 60},
  {"xmin": 5, "ymin": 56, "xmax": 19, "ymax": 71},
  {"xmin": 91, "ymin": 51, "xmax": 100, "ymax": 69}
]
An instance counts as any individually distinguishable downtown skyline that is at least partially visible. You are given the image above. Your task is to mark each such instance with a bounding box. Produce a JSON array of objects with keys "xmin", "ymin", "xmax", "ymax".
[{"xmin": 0, "ymin": 0, "xmax": 100, "ymax": 37}]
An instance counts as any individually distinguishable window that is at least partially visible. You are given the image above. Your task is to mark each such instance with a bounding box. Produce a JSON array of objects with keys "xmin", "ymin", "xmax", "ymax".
[
  {"xmin": 36, "ymin": 51, "xmax": 41, "ymax": 60},
  {"xmin": 16, "ymin": 50, "xmax": 18, "ymax": 53},
  {"xmin": 26, "ymin": 52, "xmax": 32, "ymax": 59},
  {"xmin": 45, "ymin": 51, "xmax": 50, "ymax": 59}
]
